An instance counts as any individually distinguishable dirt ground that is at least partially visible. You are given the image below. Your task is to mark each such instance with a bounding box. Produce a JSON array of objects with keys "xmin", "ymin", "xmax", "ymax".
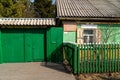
[{"xmin": 76, "ymin": 72, "xmax": 120, "ymax": 80}]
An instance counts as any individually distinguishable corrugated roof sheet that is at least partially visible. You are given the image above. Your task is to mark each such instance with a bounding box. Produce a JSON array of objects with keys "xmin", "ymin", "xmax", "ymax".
[
  {"xmin": 0, "ymin": 18, "xmax": 56, "ymax": 26},
  {"xmin": 57, "ymin": 0, "xmax": 120, "ymax": 18}
]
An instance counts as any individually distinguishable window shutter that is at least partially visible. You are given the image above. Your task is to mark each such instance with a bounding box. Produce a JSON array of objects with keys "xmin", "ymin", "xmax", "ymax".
[
  {"xmin": 77, "ymin": 28, "xmax": 83, "ymax": 44},
  {"xmin": 96, "ymin": 28, "xmax": 102, "ymax": 43}
]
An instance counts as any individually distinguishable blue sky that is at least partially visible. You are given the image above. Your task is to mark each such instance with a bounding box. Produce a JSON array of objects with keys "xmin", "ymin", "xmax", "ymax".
[{"xmin": 52, "ymin": 0, "xmax": 56, "ymax": 3}]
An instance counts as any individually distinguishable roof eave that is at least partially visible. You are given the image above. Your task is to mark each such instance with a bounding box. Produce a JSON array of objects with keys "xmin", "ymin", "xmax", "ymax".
[{"xmin": 58, "ymin": 17, "xmax": 120, "ymax": 21}]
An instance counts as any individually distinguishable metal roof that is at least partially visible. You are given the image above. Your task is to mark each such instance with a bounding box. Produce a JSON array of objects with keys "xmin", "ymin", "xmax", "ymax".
[
  {"xmin": 57, "ymin": 0, "xmax": 120, "ymax": 18},
  {"xmin": 0, "ymin": 18, "xmax": 56, "ymax": 26}
]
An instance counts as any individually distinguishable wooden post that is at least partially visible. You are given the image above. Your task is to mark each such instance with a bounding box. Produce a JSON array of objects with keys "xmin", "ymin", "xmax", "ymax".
[
  {"xmin": 77, "ymin": 45, "xmax": 80, "ymax": 74},
  {"xmin": 73, "ymin": 44, "xmax": 78, "ymax": 74}
]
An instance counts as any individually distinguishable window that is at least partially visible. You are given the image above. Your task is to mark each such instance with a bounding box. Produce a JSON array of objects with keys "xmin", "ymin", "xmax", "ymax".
[
  {"xmin": 77, "ymin": 24, "xmax": 101, "ymax": 44},
  {"xmin": 83, "ymin": 29, "xmax": 95, "ymax": 43}
]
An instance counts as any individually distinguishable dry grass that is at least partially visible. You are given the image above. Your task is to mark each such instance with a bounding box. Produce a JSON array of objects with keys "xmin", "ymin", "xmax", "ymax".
[{"xmin": 76, "ymin": 72, "xmax": 120, "ymax": 80}]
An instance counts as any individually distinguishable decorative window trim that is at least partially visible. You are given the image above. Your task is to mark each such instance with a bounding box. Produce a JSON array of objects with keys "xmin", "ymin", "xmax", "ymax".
[
  {"xmin": 77, "ymin": 24, "xmax": 101, "ymax": 44},
  {"xmin": 81, "ymin": 24, "xmax": 97, "ymax": 29}
]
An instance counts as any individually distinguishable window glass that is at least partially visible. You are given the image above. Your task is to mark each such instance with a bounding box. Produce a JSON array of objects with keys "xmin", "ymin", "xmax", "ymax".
[
  {"xmin": 84, "ymin": 30, "xmax": 93, "ymax": 34},
  {"xmin": 83, "ymin": 29, "xmax": 95, "ymax": 43}
]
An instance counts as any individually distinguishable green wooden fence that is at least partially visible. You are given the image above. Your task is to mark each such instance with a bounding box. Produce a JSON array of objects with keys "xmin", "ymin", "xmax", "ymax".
[{"xmin": 63, "ymin": 42, "xmax": 120, "ymax": 74}]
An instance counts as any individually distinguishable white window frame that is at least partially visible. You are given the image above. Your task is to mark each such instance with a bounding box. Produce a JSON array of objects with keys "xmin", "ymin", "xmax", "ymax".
[{"xmin": 81, "ymin": 24, "xmax": 97, "ymax": 43}]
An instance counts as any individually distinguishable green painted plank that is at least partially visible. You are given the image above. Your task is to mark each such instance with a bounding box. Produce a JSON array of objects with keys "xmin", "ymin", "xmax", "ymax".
[
  {"xmin": 114, "ymin": 43, "xmax": 116, "ymax": 72},
  {"xmin": 98, "ymin": 44, "xmax": 100, "ymax": 73},
  {"xmin": 109, "ymin": 44, "xmax": 111, "ymax": 72},
  {"xmin": 2, "ymin": 29, "xmax": 24, "ymax": 62},
  {"xmin": 95, "ymin": 43, "xmax": 98, "ymax": 73},
  {"xmin": 83, "ymin": 44, "xmax": 86, "ymax": 73},
  {"xmin": 79, "ymin": 45, "xmax": 81, "ymax": 73},
  {"xmin": 93, "ymin": 43, "xmax": 96, "ymax": 73},
  {"xmin": 86, "ymin": 44, "xmax": 89, "ymax": 73},
  {"xmin": 107, "ymin": 44, "xmax": 109, "ymax": 72},
  {"xmin": 0, "ymin": 29, "xmax": 2, "ymax": 64},
  {"xmin": 77, "ymin": 45, "xmax": 80, "ymax": 74},
  {"xmin": 117, "ymin": 43, "xmax": 119, "ymax": 71},
  {"xmin": 24, "ymin": 32, "xmax": 33, "ymax": 62},
  {"xmin": 90, "ymin": 43, "xmax": 92, "ymax": 73},
  {"xmin": 32, "ymin": 30, "xmax": 44, "ymax": 62},
  {"xmin": 101, "ymin": 44, "xmax": 104, "ymax": 72},
  {"xmin": 74, "ymin": 45, "xmax": 77, "ymax": 74},
  {"xmin": 24, "ymin": 29, "xmax": 45, "ymax": 62},
  {"xmin": 46, "ymin": 27, "xmax": 63, "ymax": 62},
  {"xmin": 92, "ymin": 44, "xmax": 95, "ymax": 73},
  {"xmin": 80, "ymin": 44, "xmax": 83, "ymax": 73},
  {"xmin": 112, "ymin": 43, "xmax": 114, "ymax": 72},
  {"xmin": 119, "ymin": 43, "xmax": 120, "ymax": 71},
  {"xmin": 104, "ymin": 44, "xmax": 107, "ymax": 72},
  {"xmin": 118, "ymin": 43, "xmax": 120, "ymax": 71}
]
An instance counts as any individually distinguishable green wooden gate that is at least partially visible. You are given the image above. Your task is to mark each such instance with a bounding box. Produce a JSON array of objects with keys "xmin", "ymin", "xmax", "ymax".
[
  {"xmin": 0, "ymin": 27, "xmax": 63, "ymax": 63},
  {"xmin": 24, "ymin": 29, "xmax": 44, "ymax": 62},
  {"xmin": 46, "ymin": 27, "xmax": 63, "ymax": 62},
  {"xmin": 1, "ymin": 29, "xmax": 45, "ymax": 63}
]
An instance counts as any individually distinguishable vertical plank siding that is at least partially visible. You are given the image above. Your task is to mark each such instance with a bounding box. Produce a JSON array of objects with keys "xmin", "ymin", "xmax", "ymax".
[
  {"xmin": 1, "ymin": 29, "xmax": 45, "ymax": 63},
  {"xmin": 0, "ymin": 29, "xmax": 2, "ymax": 63},
  {"xmin": 63, "ymin": 42, "xmax": 120, "ymax": 74},
  {"xmin": 0, "ymin": 27, "xmax": 63, "ymax": 63},
  {"xmin": 46, "ymin": 27, "xmax": 63, "ymax": 62}
]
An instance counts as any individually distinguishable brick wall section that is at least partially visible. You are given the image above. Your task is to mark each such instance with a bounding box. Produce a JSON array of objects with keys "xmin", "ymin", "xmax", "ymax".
[{"xmin": 63, "ymin": 22, "xmax": 77, "ymax": 32}]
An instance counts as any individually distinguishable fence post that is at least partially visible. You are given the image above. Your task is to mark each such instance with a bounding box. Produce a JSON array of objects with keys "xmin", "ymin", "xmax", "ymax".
[
  {"xmin": 103, "ymin": 43, "xmax": 107, "ymax": 72},
  {"xmin": 73, "ymin": 45, "xmax": 78, "ymax": 74},
  {"xmin": 118, "ymin": 43, "xmax": 120, "ymax": 71},
  {"xmin": 83, "ymin": 44, "xmax": 86, "ymax": 73},
  {"xmin": 77, "ymin": 45, "xmax": 80, "ymax": 74},
  {"xmin": 90, "ymin": 43, "xmax": 93, "ymax": 73}
]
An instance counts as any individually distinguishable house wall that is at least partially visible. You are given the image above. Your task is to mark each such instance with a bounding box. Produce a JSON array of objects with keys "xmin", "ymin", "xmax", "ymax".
[
  {"xmin": 63, "ymin": 22, "xmax": 76, "ymax": 43},
  {"xmin": 63, "ymin": 22, "xmax": 120, "ymax": 43},
  {"xmin": 64, "ymin": 32, "xmax": 76, "ymax": 42},
  {"xmin": 98, "ymin": 24, "xmax": 120, "ymax": 43},
  {"xmin": 77, "ymin": 24, "xmax": 120, "ymax": 43}
]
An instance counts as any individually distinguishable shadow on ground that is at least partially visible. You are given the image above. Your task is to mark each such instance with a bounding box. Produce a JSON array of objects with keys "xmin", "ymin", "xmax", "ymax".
[{"xmin": 40, "ymin": 62, "xmax": 70, "ymax": 74}]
